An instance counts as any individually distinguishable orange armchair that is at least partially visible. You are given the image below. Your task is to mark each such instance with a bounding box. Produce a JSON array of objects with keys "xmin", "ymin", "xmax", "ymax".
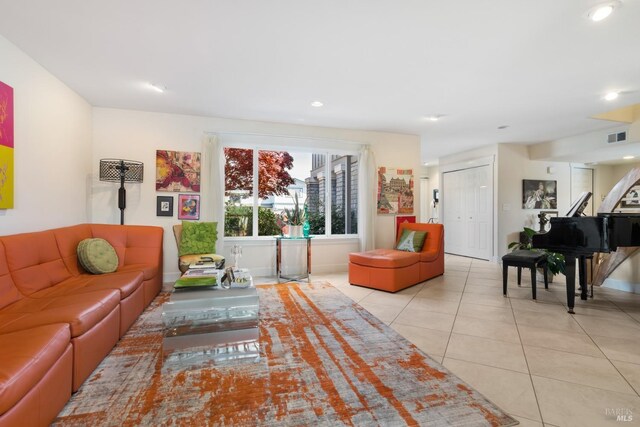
[{"xmin": 349, "ymin": 223, "xmax": 444, "ymax": 292}]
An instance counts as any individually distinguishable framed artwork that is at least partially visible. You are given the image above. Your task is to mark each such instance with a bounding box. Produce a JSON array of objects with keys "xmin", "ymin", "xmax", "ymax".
[
  {"xmin": 377, "ymin": 167, "xmax": 414, "ymax": 214},
  {"xmin": 156, "ymin": 196, "xmax": 174, "ymax": 217},
  {"xmin": 619, "ymin": 186, "xmax": 640, "ymax": 211},
  {"xmin": 396, "ymin": 215, "xmax": 416, "ymax": 239},
  {"xmin": 178, "ymin": 194, "xmax": 200, "ymax": 220},
  {"xmin": 522, "ymin": 180, "xmax": 557, "ymax": 209},
  {"xmin": 156, "ymin": 150, "xmax": 201, "ymax": 192},
  {"xmin": 0, "ymin": 81, "xmax": 14, "ymax": 209}
]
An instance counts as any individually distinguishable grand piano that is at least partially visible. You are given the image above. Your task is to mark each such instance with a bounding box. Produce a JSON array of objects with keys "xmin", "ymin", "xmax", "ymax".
[{"xmin": 532, "ymin": 192, "xmax": 640, "ymax": 313}]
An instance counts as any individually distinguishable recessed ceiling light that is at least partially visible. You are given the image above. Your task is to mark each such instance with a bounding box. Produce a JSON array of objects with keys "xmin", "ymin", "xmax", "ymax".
[
  {"xmin": 310, "ymin": 101, "xmax": 323, "ymax": 107},
  {"xmin": 148, "ymin": 83, "xmax": 165, "ymax": 93},
  {"xmin": 604, "ymin": 91, "xmax": 619, "ymax": 101},
  {"xmin": 623, "ymin": 155, "xmax": 635, "ymax": 160},
  {"xmin": 422, "ymin": 115, "xmax": 441, "ymax": 122},
  {"xmin": 587, "ymin": 1, "xmax": 620, "ymax": 22},
  {"xmin": 424, "ymin": 162, "xmax": 429, "ymax": 166}
]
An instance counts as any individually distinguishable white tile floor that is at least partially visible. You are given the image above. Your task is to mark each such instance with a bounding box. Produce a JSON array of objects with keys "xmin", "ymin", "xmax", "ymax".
[{"xmin": 282, "ymin": 254, "xmax": 640, "ymax": 427}]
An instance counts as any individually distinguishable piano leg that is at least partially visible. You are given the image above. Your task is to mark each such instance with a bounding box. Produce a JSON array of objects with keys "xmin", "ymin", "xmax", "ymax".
[
  {"xmin": 564, "ymin": 253, "xmax": 576, "ymax": 314},
  {"xmin": 503, "ymin": 264, "xmax": 508, "ymax": 296},
  {"xmin": 578, "ymin": 255, "xmax": 588, "ymax": 301}
]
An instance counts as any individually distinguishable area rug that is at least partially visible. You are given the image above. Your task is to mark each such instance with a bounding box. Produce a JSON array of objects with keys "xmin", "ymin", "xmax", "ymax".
[{"xmin": 54, "ymin": 282, "xmax": 518, "ymax": 426}]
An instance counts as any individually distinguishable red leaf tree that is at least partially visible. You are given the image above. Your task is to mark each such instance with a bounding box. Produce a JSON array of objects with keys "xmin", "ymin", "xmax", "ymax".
[{"xmin": 224, "ymin": 148, "xmax": 295, "ymax": 199}]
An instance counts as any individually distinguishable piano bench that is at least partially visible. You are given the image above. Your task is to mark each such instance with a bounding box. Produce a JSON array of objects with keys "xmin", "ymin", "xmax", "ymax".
[{"xmin": 502, "ymin": 250, "xmax": 548, "ymax": 300}]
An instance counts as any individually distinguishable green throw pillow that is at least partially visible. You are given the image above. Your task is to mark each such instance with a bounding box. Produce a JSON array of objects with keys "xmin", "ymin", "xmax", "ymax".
[
  {"xmin": 396, "ymin": 229, "xmax": 427, "ymax": 253},
  {"xmin": 179, "ymin": 221, "xmax": 218, "ymax": 256},
  {"xmin": 77, "ymin": 238, "xmax": 119, "ymax": 274}
]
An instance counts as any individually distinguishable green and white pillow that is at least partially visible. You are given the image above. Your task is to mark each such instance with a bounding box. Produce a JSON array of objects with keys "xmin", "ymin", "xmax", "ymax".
[
  {"xmin": 77, "ymin": 238, "xmax": 119, "ymax": 274},
  {"xmin": 396, "ymin": 229, "xmax": 427, "ymax": 252}
]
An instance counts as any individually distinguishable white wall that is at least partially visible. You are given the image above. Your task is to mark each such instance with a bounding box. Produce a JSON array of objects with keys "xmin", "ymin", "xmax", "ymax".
[
  {"xmin": 497, "ymin": 144, "xmax": 572, "ymax": 259},
  {"xmin": 91, "ymin": 108, "xmax": 421, "ymax": 281},
  {"xmin": 418, "ymin": 165, "xmax": 440, "ymax": 223},
  {"xmin": 0, "ymin": 35, "xmax": 92, "ymax": 235}
]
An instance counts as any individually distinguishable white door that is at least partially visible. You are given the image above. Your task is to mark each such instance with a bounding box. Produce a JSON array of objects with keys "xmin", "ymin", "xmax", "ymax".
[
  {"xmin": 475, "ymin": 165, "xmax": 492, "ymax": 258},
  {"xmin": 443, "ymin": 170, "xmax": 464, "ymax": 255},
  {"xmin": 571, "ymin": 167, "xmax": 594, "ymax": 215},
  {"xmin": 443, "ymin": 165, "xmax": 493, "ymax": 260}
]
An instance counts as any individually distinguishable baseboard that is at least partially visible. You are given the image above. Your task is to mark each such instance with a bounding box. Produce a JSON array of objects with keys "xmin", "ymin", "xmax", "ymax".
[{"xmin": 602, "ymin": 278, "xmax": 640, "ymax": 295}]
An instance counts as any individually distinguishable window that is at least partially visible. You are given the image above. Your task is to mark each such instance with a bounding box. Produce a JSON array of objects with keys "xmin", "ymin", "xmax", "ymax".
[{"xmin": 223, "ymin": 147, "xmax": 358, "ymax": 237}]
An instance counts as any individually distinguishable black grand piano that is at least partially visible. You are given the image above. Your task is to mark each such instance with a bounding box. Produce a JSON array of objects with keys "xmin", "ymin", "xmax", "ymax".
[{"xmin": 532, "ymin": 192, "xmax": 640, "ymax": 313}]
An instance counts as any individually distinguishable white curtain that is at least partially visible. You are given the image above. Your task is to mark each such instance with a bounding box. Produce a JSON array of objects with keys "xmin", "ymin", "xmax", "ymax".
[
  {"xmin": 201, "ymin": 134, "xmax": 225, "ymax": 254},
  {"xmin": 358, "ymin": 145, "xmax": 377, "ymax": 251}
]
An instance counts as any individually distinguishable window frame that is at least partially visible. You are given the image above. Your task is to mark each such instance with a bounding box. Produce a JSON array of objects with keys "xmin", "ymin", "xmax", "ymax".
[{"xmin": 222, "ymin": 141, "xmax": 360, "ymax": 240}]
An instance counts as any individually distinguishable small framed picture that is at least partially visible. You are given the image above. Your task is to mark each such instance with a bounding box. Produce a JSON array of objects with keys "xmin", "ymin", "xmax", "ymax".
[
  {"xmin": 156, "ymin": 196, "xmax": 174, "ymax": 217},
  {"xmin": 178, "ymin": 194, "xmax": 200, "ymax": 220}
]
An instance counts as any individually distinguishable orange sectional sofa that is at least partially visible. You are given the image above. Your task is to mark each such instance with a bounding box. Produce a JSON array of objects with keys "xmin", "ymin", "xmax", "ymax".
[
  {"xmin": 349, "ymin": 223, "xmax": 444, "ymax": 292},
  {"xmin": 0, "ymin": 224, "xmax": 163, "ymax": 427}
]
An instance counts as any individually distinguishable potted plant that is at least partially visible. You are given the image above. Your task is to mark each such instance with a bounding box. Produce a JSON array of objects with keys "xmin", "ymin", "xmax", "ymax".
[
  {"xmin": 508, "ymin": 227, "xmax": 566, "ymax": 279},
  {"xmin": 283, "ymin": 193, "xmax": 305, "ymax": 237}
]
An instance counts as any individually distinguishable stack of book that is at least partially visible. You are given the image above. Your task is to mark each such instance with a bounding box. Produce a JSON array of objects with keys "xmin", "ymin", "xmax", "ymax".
[{"xmin": 174, "ymin": 268, "xmax": 220, "ymax": 289}]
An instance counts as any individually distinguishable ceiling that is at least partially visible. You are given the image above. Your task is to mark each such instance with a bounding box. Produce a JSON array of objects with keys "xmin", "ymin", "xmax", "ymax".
[{"xmin": 0, "ymin": 0, "xmax": 639, "ymax": 163}]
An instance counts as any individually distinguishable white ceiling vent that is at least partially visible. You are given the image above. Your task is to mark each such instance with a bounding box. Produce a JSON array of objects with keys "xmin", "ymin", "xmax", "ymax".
[{"xmin": 607, "ymin": 131, "xmax": 627, "ymax": 144}]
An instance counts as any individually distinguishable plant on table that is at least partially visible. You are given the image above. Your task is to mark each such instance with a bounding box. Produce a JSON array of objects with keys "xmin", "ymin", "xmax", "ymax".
[{"xmin": 283, "ymin": 192, "xmax": 305, "ymax": 226}]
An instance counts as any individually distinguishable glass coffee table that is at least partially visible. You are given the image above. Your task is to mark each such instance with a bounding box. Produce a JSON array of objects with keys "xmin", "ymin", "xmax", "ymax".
[{"xmin": 161, "ymin": 270, "xmax": 260, "ymax": 368}]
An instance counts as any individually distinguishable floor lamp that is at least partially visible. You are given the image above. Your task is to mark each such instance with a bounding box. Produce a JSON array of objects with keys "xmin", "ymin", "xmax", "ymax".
[{"xmin": 99, "ymin": 159, "xmax": 144, "ymax": 225}]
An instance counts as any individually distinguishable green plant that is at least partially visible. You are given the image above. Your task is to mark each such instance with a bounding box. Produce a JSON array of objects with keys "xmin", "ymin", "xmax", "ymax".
[
  {"xmin": 257, "ymin": 208, "xmax": 281, "ymax": 236},
  {"xmin": 283, "ymin": 192, "xmax": 305, "ymax": 226},
  {"xmin": 508, "ymin": 227, "xmax": 566, "ymax": 276}
]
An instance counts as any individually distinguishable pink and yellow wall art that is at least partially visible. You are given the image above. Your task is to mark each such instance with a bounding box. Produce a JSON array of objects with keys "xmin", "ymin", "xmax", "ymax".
[
  {"xmin": 156, "ymin": 150, "xmax": 201, "ymax": 192},
  {"xmin": 0, "ymin": 81, "xmax": 14, "ymax": 209}
]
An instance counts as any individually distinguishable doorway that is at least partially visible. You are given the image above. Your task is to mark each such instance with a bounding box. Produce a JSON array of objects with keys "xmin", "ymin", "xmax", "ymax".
[
  {"xmin": 571, "ymin": 167, "xmax": 594, "ymax": 215},
  {"xmin": 442, "ymin": 164, "xmax": 493, "ymax": 260}
]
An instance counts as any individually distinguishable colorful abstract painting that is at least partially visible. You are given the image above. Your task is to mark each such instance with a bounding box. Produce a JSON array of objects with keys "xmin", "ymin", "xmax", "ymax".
[
  {"xmin": 377, "ymin": 167, "xmax": 414, "ymax": 214},
  {"xmin": 0, "ymin": 81, "xmax": 14, "ymax": 209},
  {"xmin": 156, "ymin": 150, "xmax": 201, "ymax": 192}
]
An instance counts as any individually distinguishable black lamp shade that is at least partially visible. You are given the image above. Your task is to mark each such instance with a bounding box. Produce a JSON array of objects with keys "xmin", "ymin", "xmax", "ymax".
[{"xmin": 99, "ymin": 159, "xmax": 144, "ymax": 183}]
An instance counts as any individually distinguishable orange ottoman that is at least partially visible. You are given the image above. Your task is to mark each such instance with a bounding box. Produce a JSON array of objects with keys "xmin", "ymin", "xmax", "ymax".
[{"xmin": 349, "ymin": 249, "xmax": 420, "ymax": 292}]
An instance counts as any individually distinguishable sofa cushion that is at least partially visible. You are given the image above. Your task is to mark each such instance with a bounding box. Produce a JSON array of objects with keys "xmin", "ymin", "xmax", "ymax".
[
  {"xmin": 395, "ymin": 229, "xmax": 427, "ymax": 253},
  {"xmin": 53, "ymin": 224, "xmax": 93, "ymax": 276},
  {"xmin": 116, "ymin": 264, "xmax": 158, "ymax": 281},
  {"xmin": 0, "ymin": 324, "xmax": 70, "ymax": 415},
  {"xmin": 0, "ymin": 290, "xmax": 120, "ymax": 337},
  {"xmin": 419, "ymin": 249, "xmax": 441, "ymax": 263},
  {"xmin": 0, "ymin": 243, "xmax": 22, "ymax": 310},
  {"xmin": 0, "ymin": 231, "xmax": 72, "ymax": 295},
  {"xmin": 349, "ymin": 249, "xmax": 419, "ymax": 269},
  {"xmin": 77, "ymin": 238, "xmax": 119, "ymax": 274},
  {"xmin": 27, "ymin": 271, "xmax": 143, "ymax": 301},
  {"xmin": 179, "ymin": 221, "xmax": 217, "ymax": 256}
]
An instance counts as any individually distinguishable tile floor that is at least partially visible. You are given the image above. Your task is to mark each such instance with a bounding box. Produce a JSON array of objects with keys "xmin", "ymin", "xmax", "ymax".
[{"xmin": 294, "ymin": 254, "xmax": 640, "ymax": 427}]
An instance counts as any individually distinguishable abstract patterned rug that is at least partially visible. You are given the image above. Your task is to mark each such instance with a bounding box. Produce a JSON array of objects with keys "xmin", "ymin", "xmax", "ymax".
[{"xmin": 54, "ymin": 282, "xmax": 518, "ymax": 426}]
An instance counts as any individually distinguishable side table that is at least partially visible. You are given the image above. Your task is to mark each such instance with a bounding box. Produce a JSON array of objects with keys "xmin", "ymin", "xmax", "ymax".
[{"xmin": 275, "ymin": 236, "xmax": 312, "ymax": 283}]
